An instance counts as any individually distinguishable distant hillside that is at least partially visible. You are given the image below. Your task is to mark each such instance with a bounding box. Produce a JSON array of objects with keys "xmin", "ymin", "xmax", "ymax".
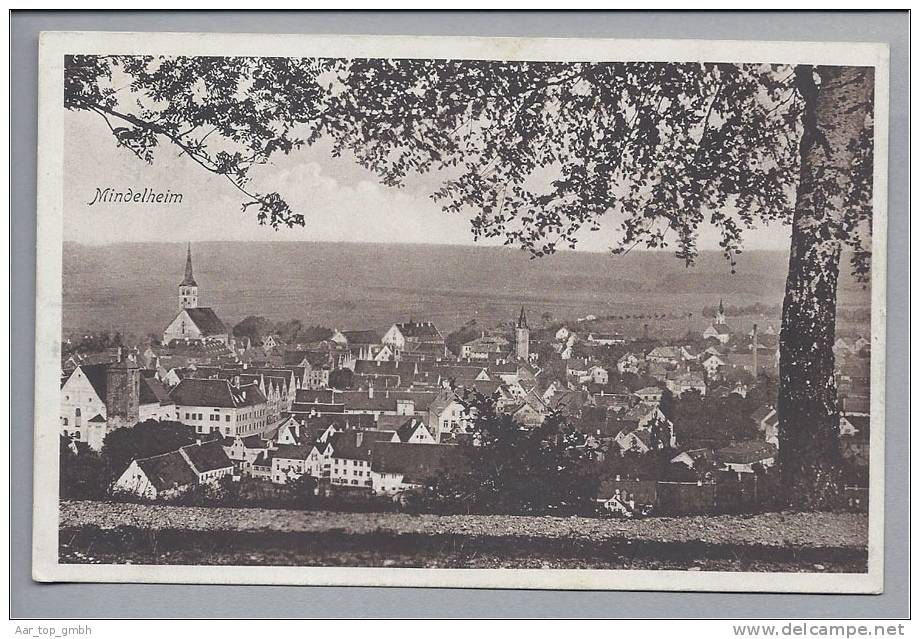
[{"xmin": 62, "ymin": 242, "xmax": 870, "ymax": 341}]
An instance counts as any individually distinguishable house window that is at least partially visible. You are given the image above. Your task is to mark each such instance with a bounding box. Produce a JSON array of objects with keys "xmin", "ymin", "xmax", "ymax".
[
  {"xmin": 63, "ymin": 418, "xmax": 68, "ymax": 426},
  {"xmin": 225, "ymin": 415, "xmax": 230, "ymax": 422},
  {"xmin": 75, "ymin": 408, "xmax": 82, "ymax": 428}
]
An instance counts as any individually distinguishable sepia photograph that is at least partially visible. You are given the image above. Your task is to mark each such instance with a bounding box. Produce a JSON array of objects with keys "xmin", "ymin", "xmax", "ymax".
[{"xmin": 32, "ymin": 31, "xmax": 888, "ymax": 592}]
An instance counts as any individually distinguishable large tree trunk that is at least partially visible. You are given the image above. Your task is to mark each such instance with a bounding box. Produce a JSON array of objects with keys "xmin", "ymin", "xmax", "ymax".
[{"xmin": 778, "ymin": 66, "xmax": 874, "ymax": 509}]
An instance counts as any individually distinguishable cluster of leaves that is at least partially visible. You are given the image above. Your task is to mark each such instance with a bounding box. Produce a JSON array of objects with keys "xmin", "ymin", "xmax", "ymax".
[
  {"xmin": 444, "ymin": 318, "xmax": 483, "ymax": 357},
  {"xmin": 65, "ymin": 55, "xmax": 334, "ymax": 229},
  {"xmin": 428, "ymin": 391, "xmax": 600, "ymax": 515},
  {"xmin": 62, "ymin": 330, "xmax": 123, "ymax": 358},
  {"xmin": 59, "ymin": 436, "xmax": 108, "ymax": 500},
  {"xmin": 170, "ymin": 474, "xmax": 241, "ymax": 507},
  {"xmin": 170, "ymin": 474, "xmax": 318, "ymax": 509},
  {"xmin": 661, "ymin": 388, "xmax": 763, "ymax": 449},
  {"xmin": 67, "ymin": 55, "xmax": 876, "ymax": 284},
  {"xmin": 65, "ymin": 55, "xmax": 818, "ymax": 267},
  {"xmin": 328, "ymin": 367, "xmax": 354, "ymax": 390},
  {"xmin": 232, "ymin": 315, "xmax": 331, "ymax": 345},
  {"xmin": 531, "ymin": 341, "xmax": 568, "ymax": 386},
  {"xmin": 318, "ymin": 59, "xmax": 806, "ymax": 266},
  {"xmin": 596, "ymin": 448, "xmax": 703, "ymax": 482}
]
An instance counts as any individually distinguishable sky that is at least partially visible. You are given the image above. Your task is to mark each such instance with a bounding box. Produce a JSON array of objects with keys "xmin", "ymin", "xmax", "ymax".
[{"xmin": 64, "ymin": 108, "xmax": 792, "ymax": 252}]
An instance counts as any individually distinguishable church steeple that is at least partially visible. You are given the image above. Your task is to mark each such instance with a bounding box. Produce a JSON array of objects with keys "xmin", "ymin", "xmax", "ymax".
[
  {"xmin": 517, "ymin": 305, "xmax": 528, "ymax": 329},
  {"xmin": 178, "ymin": 243, "xmax": 199, "ymax": 309},
  {"xmin": 181, "ymin": 243, "xmax": 197, "ymax": 287},
  {"xmin": 715, "ymin": 298, "xmax": 726, "ymax": 324},
  {"xmin": 515, "ymin": 306, "xmax": 530, "ymax": 361}
]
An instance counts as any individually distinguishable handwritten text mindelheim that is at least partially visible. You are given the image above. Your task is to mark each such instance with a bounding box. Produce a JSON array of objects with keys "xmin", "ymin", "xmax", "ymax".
[{"xmin": 88, "ymin": 187, "xmax": 183, "ymax": 206}]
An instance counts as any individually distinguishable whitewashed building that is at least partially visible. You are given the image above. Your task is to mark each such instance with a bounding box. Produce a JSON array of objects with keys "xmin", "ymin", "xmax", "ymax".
[
  {"xmin": 169, "ymin": 378, "xmax": 269, "ymax": 437},
  {"xmin": 112, "ymin": 440, "xmax": 233, "ymax": 500}
]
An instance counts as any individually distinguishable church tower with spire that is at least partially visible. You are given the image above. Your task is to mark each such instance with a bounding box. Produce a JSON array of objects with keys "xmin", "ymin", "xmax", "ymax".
[
  {"xmin": 179, "ymin": 243, "xmax": 199, "ymax": 309},
  {"xmin": 715, "ymin": 298, "xmax": 726, "ymax": 324},
  {"xmin": 163, "ymin": 243, "xmax": 229, "ymax": 345},
  {"xmin": 515, "ymin": 305, "xmax": 530, "ymax": 361}
]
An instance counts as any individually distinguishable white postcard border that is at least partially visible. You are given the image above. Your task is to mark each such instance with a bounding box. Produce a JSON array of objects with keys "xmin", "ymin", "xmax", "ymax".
[{"xmin": 33, "ymin": 30, "xmax": 890, "ymax": 592}]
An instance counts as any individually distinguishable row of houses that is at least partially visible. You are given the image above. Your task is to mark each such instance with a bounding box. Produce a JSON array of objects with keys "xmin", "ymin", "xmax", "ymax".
[
  {"xmin": 60, "ymin": 357, "xmax": 274, "ymax": 450},
  {"xmin": 114, "ymin": 421, "xmax": 467, "ymax": 501}
]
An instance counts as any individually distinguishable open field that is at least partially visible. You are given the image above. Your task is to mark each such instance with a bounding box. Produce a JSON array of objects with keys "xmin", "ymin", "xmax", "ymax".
[
  {"xmin": 63, "ymin": 242, "xmax": 871, "ymax": 339},
  {"xmin": 59, "ymin": 501, "xmax": 869, "ymax": 572}
]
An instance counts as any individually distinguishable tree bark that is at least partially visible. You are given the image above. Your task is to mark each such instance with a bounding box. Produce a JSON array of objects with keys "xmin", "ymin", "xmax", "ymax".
[{"xmin": 778, "ymin": 66, "xmax": 874, "ymax": 508}]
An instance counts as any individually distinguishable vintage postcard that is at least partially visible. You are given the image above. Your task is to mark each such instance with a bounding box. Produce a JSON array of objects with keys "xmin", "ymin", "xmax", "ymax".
[{"xmin": 33, "ymin": 31, "xmax": 889, "ymax": 591}]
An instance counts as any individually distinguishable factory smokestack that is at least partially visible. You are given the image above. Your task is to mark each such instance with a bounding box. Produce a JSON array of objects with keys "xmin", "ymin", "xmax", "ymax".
[{"xmin": 752, "ymin": 323, "xmax": 759, "ymax": 377}]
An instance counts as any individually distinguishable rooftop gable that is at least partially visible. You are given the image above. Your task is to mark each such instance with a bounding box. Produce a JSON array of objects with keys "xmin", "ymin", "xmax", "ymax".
[{"xmin": 134, "ymin": 451, "xmax": 198, "ymax": 493}]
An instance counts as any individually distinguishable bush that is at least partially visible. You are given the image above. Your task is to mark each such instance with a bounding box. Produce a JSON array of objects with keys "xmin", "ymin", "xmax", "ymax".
[
  {"xmin": 59, "ymin": 436, "xmax": 107, "ymax": 500},
  {"xmin": 170, "ymin": 475, "xmax": 240, "ymax": 507},
  {"xmin": 427, "ymin": 392, "xmax": 601, "ymax": 516}
]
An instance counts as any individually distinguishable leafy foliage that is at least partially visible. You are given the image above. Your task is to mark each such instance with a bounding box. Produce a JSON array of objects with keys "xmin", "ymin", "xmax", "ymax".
[
  {"xmin": 232, "ymin": 315, "xmax": 272, "ymax": 343},
  {"xmin": 100, "ymin": 420, "xmax": 200, "ymax": 486},
  {"xmin": 172, "ymin": 474, "xmax": 240, "ymax": 507},
  {"xmin": 285, "ymin": 473, "xmax": 319, "ymax": 509},
  {"xmin": 429, "ymin": 392, "xmax": 600, "ymax": 515},
  {"xmin": 59, "ymin": 435, "xmax": 107, "ymax": 500},
  {"xmin": 64, "ymin": 55, "xmax": 870, "ymax": 274},
  {"xmin": 328, "ymin": 367, "xmax": 354, "ymax": 390},
  {"xmin": 62, "ymin": 330, "xmax": 123, "ymax": 359},
  {"xmin": 664, "ymin": 389, "xmax": 762, "ymax": 449},
  {"xmin": 444, "ymin": 318, "xmax": 481, "ymax": 357},
  {"xmin": 232, "ymin": 315, "xmax": 331, "ymax": 345},
  {"xmin": 596, "ymin": 448, "xmax": 679, "ymax": 481}
]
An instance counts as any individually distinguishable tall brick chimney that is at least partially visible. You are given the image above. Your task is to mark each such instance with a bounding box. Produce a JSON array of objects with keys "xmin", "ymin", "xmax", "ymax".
[{"xmin": 752, "ymin": 323, "xmax": 759, "ymax": 377}]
